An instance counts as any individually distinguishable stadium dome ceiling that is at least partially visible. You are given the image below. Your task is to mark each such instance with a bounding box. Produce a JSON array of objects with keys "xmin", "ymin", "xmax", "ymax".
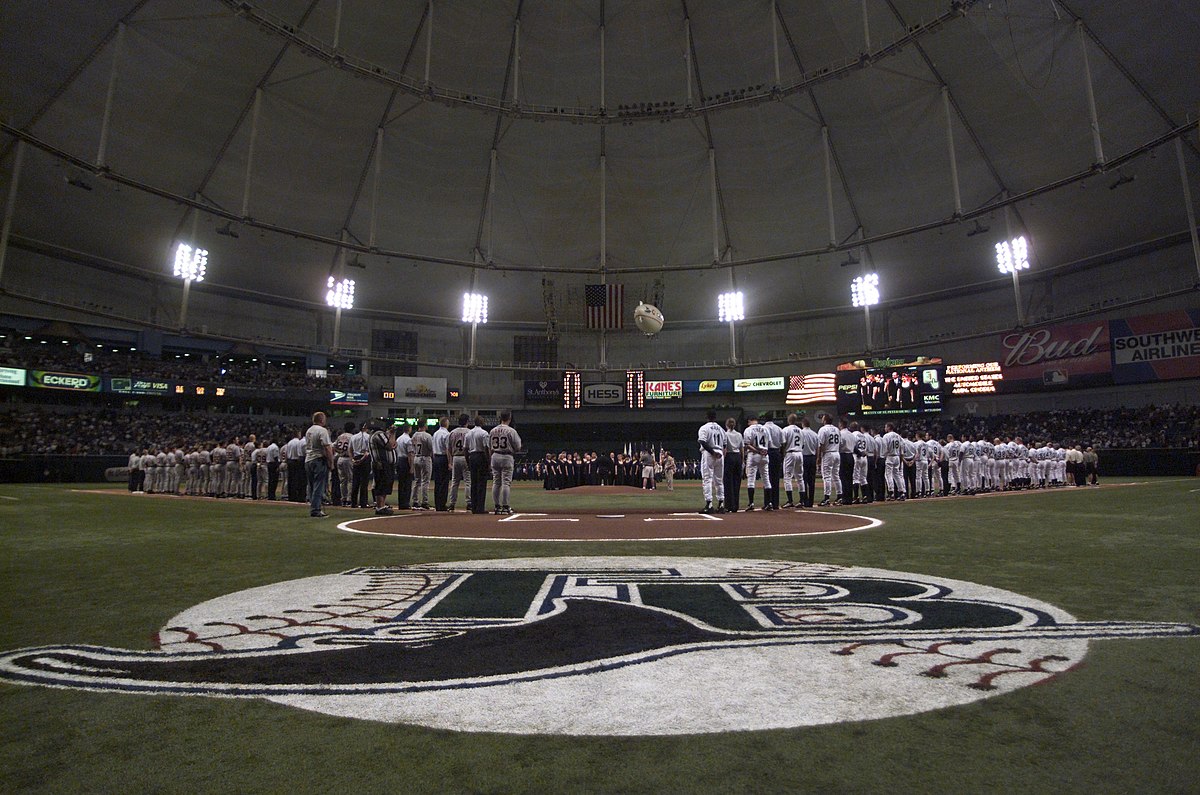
[{"xmin": 1, "ymin": 0, "xmax": 1197, "ymax": 327}]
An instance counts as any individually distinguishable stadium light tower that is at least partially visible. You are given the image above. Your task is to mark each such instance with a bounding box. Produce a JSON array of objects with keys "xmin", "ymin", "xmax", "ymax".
[
  {"xmin": 850, "ymin": 273, "xmax": 879, "ymax": 350},
  {"xmin": 996, "ymin": 235, "xmax": 1030, "ymax": 327},
  {"xmin": 718, "ymin": 291, "xmax": 744, "ymax": 364},
  {"xmin": 172, "ymin": 242, "xmax": 208, "ymax": 329},
  {"xmin": 462, "ymin": 292, "xmax": 488, "ymax": 366},
  {"xmin": 325, "ymin": 275, "xmax": 355, "ymax": 351}
]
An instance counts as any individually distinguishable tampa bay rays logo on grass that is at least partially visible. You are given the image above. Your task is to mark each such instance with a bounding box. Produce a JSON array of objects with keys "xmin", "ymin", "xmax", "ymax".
[{"xmin": 0, "ymin": 556, "xmax": 1195, "ymax": 735}]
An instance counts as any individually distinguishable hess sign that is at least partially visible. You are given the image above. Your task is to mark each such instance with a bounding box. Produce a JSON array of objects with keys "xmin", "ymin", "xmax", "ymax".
[{"xmin": 582, "ymin": 383, "xmax": 625, "ymax": 405}]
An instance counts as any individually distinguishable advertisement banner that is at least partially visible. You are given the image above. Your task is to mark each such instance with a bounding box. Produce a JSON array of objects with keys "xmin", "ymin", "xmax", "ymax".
[
  {"xmin": 683, "ymin": 378, "xmax": 734, "ymax": 394},
  {"xmin": 329, "ymin": 390, "xmax": 370, "ymax": 405},
  {"xmin": 1109, "ymin": 308, "xmax": 1200, "ymax": 384},
  {"xmin": 645, "ymin": 380, "xmax": 682, "ymax": 400},
  {"xmin": 582, "ymin": 382, "xmax": 625, "ymax": 406},
  {"xmin": 30, "ymin": 370, "xmax": 102, "ymax": 392},
  {"xmin": 524, "ymin": 380, "xmax": 564, "ymax": 404},
  {"xmin": 0, "ymin": 367, "xmax": 26, "ymax": 387},
  {"xmin": 392, "ymin": 376, "xmax": 448, "ymax": 405},
  {"xmin": 734, "ymin": 376, "xmax": 785, "ymax": 392},
  {"xmin": 945, "ymin": 362, "xmax": 1004, "ymax": 395},
  {"xmin": 996, "ymin": 320, "xmax": 1111, "ymax": 390},
  {"xmin": 107, "ymin": 376, "xmax": 174, "ymax": 396}
]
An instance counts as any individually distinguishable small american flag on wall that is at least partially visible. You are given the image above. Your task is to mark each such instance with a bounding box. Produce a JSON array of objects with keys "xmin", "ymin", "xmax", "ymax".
[{"xmin": 585, "ymin": 283, "xmax": 624, "ymax": 330}]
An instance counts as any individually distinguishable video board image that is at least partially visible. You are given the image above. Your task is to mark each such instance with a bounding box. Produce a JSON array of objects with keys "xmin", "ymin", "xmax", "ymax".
[{"xmin": 836, "ymin": 365, "xmax": 944, "ymax": 415}]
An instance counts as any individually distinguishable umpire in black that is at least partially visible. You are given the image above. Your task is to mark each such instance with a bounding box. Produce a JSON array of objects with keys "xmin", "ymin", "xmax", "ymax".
[{"xmin": 723, "ymin": 417, "xmax": 744, "ymax": 512}]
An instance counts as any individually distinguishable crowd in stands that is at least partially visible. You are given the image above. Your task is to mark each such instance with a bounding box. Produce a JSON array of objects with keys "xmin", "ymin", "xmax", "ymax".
[
  {"xmin": 0, "ymin": 404, "xmax": 1196, "ymax": 459},
  {"xmin": 0, "ymin": 340, "xmax": 366, "ymax": 393}
]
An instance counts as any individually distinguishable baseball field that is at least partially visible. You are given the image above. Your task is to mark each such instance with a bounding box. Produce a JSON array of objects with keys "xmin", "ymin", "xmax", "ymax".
[{"xmin": 0, "ymin": 478, "xmax": 1196, "ymax": 793}]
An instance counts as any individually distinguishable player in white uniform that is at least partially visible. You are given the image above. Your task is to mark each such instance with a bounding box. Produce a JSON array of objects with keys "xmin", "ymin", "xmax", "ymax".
[
  {"xmin": 924, "ymin": 434, "xmax": 943, "ymax": 497},
  {"xmin": 780, "ymin": 414, "xmax": 804, "ymax": 509},
  {"xmin": 741, "ymin": 416, "xmax": 766, "ymax": 511},
  {"xmin": 914, "ymin": 436, "xmax": 930, "ymax": 497},
  {"xmin": 850, "ymin": 422, "xmax": 869, "ymax": 504},
  {"xmin": 333, "ymin": 423, "xmax": 354, "ymax": 506},
  {"xmin": 815, "ymin": 415, "xmax": 842, "ymax": 507},
  {"xmin": 225, "ymin": 437, "xmax": 243, "ymax": 498},
  {"xmin": 880, "ymin": 423, "xmax": 904, "ymax": 500},
  {"xmin": 960, "ymin": 438, "xmax": 978, "ymax": 495},
  {"xmin": 697, "ymin": 410, "xmax": 726, "ymax": 513}
]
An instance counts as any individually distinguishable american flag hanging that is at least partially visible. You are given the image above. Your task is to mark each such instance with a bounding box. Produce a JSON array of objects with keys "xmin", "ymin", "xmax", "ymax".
[
  {"xmin": 786, "ymin": 373, "xmax": 837, "ymax": 405},
  {"xmin": 585, "ymin": 283, "xmax": 624, "ymax": 330}
]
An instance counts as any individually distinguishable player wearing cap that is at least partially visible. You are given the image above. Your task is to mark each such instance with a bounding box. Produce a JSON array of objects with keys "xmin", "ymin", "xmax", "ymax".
[
  {"xmin": 741, "ymin": 416, "xmax": 765, "ymax": 511},
  {"xmin": 432, "ymin": 416, "xmax": 451, "ymax": 511},
  {"xmin": 780, "ymin": 414, "xmax": 804, "ymax": 509},
  {"xmin": 486, "ymin": 411, "xmax": 522, "ymax": 515},
  {"xmin": 816, "ymin": 414, "xmax": 842, "ymax": 507},
  {"xmin": 851, "ymin": 421, "xmax": 869, "ymax": 504},
  {"xmin": 880, "ymin": 423, "xmax": 904, "ymax": 501},
  {"xmin": 698, "ymin": 410, "xmax": 726, "ymax": 514},
  {"xmin": 409, "ymin": 424, "xmax": 434, "ymax": 510},
  {"xmin": 447, "ymin": 414, "xmax": 471, "ymax": 512},
  {"xmin": 837, "ymin": 418, "xmax": 856, "ymax": 506}
]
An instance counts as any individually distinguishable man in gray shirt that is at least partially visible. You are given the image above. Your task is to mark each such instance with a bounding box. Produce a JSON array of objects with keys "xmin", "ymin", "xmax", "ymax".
[
  {"xmin": 304, "ymin": 412, "xmax": 334, "ymax": 517},
  {"xmin": 488, "ymin": 410, "xmax": 522, "ymax": 515}
]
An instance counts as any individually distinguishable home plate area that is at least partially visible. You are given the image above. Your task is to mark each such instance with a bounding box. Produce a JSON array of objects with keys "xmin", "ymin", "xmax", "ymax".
[{"xmin": 339, "ymin": 509, "xmax": 881, "ymax": 541}]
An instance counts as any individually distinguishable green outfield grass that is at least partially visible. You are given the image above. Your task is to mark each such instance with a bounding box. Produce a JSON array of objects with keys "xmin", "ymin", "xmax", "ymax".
[{"xmin": 1, "ymin": 479, "xmax": 1197, "ymax": 793}]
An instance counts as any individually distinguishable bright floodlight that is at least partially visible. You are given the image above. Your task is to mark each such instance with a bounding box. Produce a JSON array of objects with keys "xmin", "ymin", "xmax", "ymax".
[
  {"xmin": 996, "ymin": 235, "xmax": 1030, "ymax": 274},
  {"xmin": 717, "ymin": 291, "xmax": 745, "ymax": 322},
  {"xmin": 172, "ymin": 242, "xmax": 208, "ymax": 282},
  {"xmin": 326, "ymin": 276, "xmax": 355, "ymax": 310},
  {"xmin": 462, "ymin": 292, "xmax": 489, "ymax": 324},
  {"xmin": 851, "ymin": 273, "xmax": 880, "ymax": 307}
]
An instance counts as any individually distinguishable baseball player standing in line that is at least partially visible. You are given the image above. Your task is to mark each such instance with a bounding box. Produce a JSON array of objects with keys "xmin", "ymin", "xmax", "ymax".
[
  {"xmin": 800, "ymin": 416, "xmax": 820, "ymax": 508},
  {"xmin": 741, "ymin": 415, "xmax": 765, "ymax": 511},
  {"xmin": 410, "ymin": 424, "xmax": 434, "ymax": 510},
  {"xmin": 394, "ymin": 424, "xmax": 413, "ymax": 509},
  {"xmin": 348, "ymin": 423, "xmax": 371, "ymax": 508},
  {"xmin": 816, "ymin": 414, "xmax": 842, "ymax": 507},
  {"xmin": 447, "ymin": 413, "xmax": 471, "ymax": 511},
  {"xmin": 761, "ymin": 413, "xmax": 783, "ymax": 510},
  {"xmin": 432, "ymin": 416, "xmax": 451, "ymax": 511},
  {"xmin": 333, "ymin": 423, "xmax": 354, "ymax": 505},
  {"xmin": 851, "ymin": 421, "xmax": 870, "ymax": 503},
  {"xmin": 837, "ymin": 418, "xmax": 856, "ymax": 506},
  {"xmin": 466, "ymin": 415, "xmax": 490, "ymax": 514},
  {"xmin": 780, "ymin": 414, "xmax": 804, "ymax": 509},
  {"xmin": 489, "ymin": 411, "xmax": 522, "ymax": 515},
  {"xmin": 881, "ymin": 422, "xmax": 905, "ymax": 500},
  {"xmin": 723, "ymin": 418, "xmax": 744, "ymax": 512},
  {"xmin": 697, "ymin": 410, "xmax": 727, "ymax": 514}
]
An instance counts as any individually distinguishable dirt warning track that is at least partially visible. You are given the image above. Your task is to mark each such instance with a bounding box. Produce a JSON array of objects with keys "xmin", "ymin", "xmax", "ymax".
[{"xmin": 338, "ymin": 509, "xmax": 882, "ymax": 541}]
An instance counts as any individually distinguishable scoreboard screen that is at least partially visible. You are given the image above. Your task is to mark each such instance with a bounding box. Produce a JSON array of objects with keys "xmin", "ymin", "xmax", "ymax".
[
  {"xmin": 836, "ymin": 364, "xmax": 944, "ymax": 416},
  {"xmin": 563, "ymin": 370, "xmax": 582, "ymax": 409},
  {"xmin": 625, "ymin": 370, "xmax": 645, "ymax": 408}
]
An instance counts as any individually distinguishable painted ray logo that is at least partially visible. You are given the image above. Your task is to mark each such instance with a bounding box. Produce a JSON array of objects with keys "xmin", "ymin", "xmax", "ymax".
[{"xmin": 0, "ymin": 557, "xmax": 1194, "ymax": 735}]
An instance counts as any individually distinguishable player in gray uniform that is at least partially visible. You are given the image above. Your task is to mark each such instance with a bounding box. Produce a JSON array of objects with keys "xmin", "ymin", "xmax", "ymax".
[
  {"xmin": 240, "ymin": 436, "xmax": 256, "ymax": 499},
  {"xmin": 155, "ymin": 447, "xmax": 169, "ymax": 493},
  {"xmin": 488, "ymin": 410, "xmax": 522, "ymax": 515},
  {"xmin": 800, "ymin": 417, "xmax": 820, "ymax": 508},
  {"xmin": 447, "ymin": 414, "xmax": 471, "ymax": 512},
  {"xmin": 780, "ymin": 414, "xmax": 803, "ymax": 509},
  {"xmin": 409, "ymin": 425, "xmax": 434, "ymax": 509},
  {"xmin": 224, "ymin": 437, "xmax": 243, "ymax": 498},
  {"xmin": 252, "ymin": 443, "xmax": 268, "ymax": 499},
  {"xmin": 960, "ymin": 438, "xmax": 978, "ymax": 495},
  {"xmin": 914, "ymin": 436, "xmax": 930, "ymax": 498},
  {"xmin": 207, "ymin": 443, "xmax": 224, "ymax": 497},
  {"xmin": 741, "ymin": 416, "xmax": 766, "ymax": 511},
  {"xmin": 816, "ymin": 415, "xmax": 842, "ymax": 507},
  {"xmin": 697, "ymin": 410, "xmax": 726, "ymax": 514},
  {"xmin": 333, "ymin": 423, "xmax": 354, "ymax": 506},
  {"xmin": 925, "ymin": 434, "xmax": 943, "ymax": 497}
]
